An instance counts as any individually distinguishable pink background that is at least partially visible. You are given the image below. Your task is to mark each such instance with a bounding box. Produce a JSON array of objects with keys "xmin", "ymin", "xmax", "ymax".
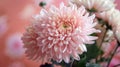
[{"xmin": 0, "ymin": 0, "xmax": 120, "ymax": 67}]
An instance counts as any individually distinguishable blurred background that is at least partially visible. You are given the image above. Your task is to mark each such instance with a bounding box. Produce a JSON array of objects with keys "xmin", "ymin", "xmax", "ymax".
[{"xmin": 0, "ymin": 0, "xmax": 120, "ymax": 67}]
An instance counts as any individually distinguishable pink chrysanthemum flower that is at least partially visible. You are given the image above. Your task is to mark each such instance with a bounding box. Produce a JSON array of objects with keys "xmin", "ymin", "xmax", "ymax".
[{"xmin": 22, "ymin": 3, "xmax": 100, "ymax": 63}]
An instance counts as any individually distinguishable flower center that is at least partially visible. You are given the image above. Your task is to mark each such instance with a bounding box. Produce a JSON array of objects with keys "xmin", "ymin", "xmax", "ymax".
[
  {"xmin": 62, "ymin": 23, "xmax": 69, "ymax": 29},
  {"xmin": 58, "ymin": 22, "xmax": 73, "ymax": 33},
  {"xmin": 57, "ymin": 17, "xmax": 75, "ymax": 33}
]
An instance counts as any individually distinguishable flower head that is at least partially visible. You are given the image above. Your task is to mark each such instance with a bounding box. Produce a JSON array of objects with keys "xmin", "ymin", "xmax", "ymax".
[
  {"xmin": 70, "ymin": 0, "xmax": 115, "ymax": 12},
  {"xmin": 6, "ymin": 34, "xmax": 25, "ymax": 58},
  {"xmin": 22, "ymin": 3, "xmax": 99, "ymax": 63},
  {"xmin": 106, "ymin": 9, "xmax": 120, "ymax": 42},
  {"xmin": 98, "ymin": 8, "xmax": 120, "ymax": 44}
]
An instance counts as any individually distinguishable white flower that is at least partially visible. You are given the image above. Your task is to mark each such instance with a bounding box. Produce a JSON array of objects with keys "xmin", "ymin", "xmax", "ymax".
[
  {"xmin": 108, "ymin": 9, "xmax": 120, "ymax": 28},
  {"xmin": 96, "ymin": 8, "xmax": 120, "ymax": 29},
  {"xmin": 96, "ymin": 8, "xmax": 114, "ymax": 23},
  {"xmin": 96, "ymin": 8, "xmax": 120, "ymax": 42},
  {"xmin": 102, "ymin": 9, "xmax": 120, "ymax": 42},
  {"xmin": 70, "ymin": 0, "xmax": 115, "ymax": 12}
]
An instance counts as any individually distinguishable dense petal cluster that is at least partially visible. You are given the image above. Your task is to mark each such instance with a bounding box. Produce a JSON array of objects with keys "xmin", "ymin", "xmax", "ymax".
[
  {"xmin": 70, "ymin": 0, "xmax": 115, "ymax": 12},
  {"xmin": 21, "ymin": 3, "xmax": 99, "ymax": 63}
]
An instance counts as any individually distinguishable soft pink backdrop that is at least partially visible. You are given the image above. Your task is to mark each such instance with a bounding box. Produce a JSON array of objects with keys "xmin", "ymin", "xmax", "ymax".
[{"xmin": 0, "ymin": 0, "xmax": 119, "ymax": 67}]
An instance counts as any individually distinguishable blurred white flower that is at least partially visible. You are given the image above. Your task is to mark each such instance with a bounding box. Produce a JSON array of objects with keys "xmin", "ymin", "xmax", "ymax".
[
  {"xmin": 5, "ymin": 33, "xmax": 25, "ymax": 59},
  {"xmin": 70, "ymin": 0, "xmax": 115, "ymax": 12},
  {"xmin": 108, "ymin": 9, "xmax": 120, "ymax": 28},
  {"xmin": 96, "ymin": 8, "xmax": 114, "ymax": 22},
  {"xmin": 105, "ymin": 9, "xmax": 120, "ymax": 42},
  {"xmin": 96, "ymin": 8, "xmax": 120, "ymax": 30}
]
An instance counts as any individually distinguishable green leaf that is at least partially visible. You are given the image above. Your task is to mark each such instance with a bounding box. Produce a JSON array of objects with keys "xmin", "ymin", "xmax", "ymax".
[
  {"xmin": 85, "ymin": 44, "xmax": 103, "ymax": 61},
  {"xmin": 72, "ymin": 53, "xmax": 87, "ymax": 67},
  {"xmin": 72, "ymin": 43, "xmax": 104, "ymax": 67}
]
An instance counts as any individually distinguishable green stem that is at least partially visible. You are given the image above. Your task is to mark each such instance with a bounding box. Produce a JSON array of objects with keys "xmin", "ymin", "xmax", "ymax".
[
  {"xmin": 98, "ymin": 28, "xmax": 108, "ymax": 49},
  {"xmin": 106, "ymin": 41, "xmax": 119, "ymax": 67},
  {"xmin": 96, "ymin": 28, "xmax": 108, "ymax": 63}
]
